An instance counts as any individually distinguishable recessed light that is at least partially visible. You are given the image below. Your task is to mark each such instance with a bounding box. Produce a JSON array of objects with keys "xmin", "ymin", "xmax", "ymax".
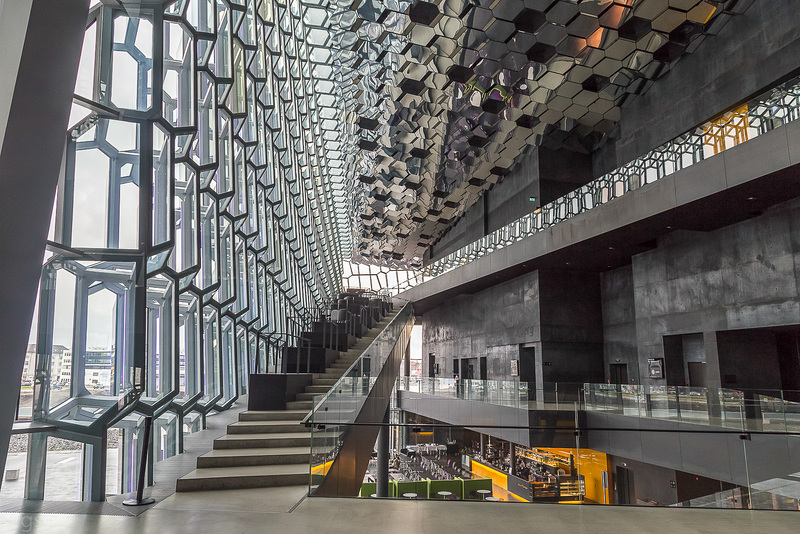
[
  {"xmin": 608, "ymin": 246, "xmax": 615, "ymax": 250},
  {"xmin": 746, "ymin": 196, "xmax": 757, "ymax": 201}
]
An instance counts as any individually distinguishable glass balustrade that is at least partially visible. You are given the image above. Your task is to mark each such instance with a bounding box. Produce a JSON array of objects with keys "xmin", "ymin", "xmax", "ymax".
[
  {"xmin": 307, "ymin": 417, "xmax": 800, "ymax": 511},
  {"xmin": 307, "ymin": 304, "xmax": 414, "ymax": 490}
]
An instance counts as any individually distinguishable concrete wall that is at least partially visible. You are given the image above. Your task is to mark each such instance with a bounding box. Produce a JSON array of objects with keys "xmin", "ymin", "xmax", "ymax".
[
  {"xmin": 424, "ymin": 197, "xmax": 800, "ymax": 391},
  {"xmin": 632, "ymin": 199, "xmax": 800, "ymax": 386},
  {"xmin": 608, "ymin": 456, "xmax": 678, "ymax": 506},
  {"xmin": 422, "ymin": 269, "xmax": 605, "ymax": 387},
  {"xmin": 485, "ymin": 152, "xmax": 539, "ymax": 234},
  {"xmin": 422, "ymin": 270, "xmax": 540, "ymax": 382},
  {"xmin": 428, "ymin": 148, "xmax": 592, "ymax": 263},
  {"xmin": 601, "ymin": 266, "xmax": 639, "ymax": 382},
  {"xmin": 428, "ymin": 195, "xmax": 486, "ymax": 264}
]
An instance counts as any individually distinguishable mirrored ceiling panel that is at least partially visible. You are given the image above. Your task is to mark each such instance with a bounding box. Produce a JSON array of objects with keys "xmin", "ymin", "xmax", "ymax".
[{"xmin": 301, "ymin": 0, "xmax": 753, "ymax": 267}]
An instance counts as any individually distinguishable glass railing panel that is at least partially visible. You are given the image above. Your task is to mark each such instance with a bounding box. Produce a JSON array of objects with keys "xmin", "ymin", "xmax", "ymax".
[
  {"xmin": 781, "ymin": 397, "xmax": 800, "ymax": 433},
  {"xmin": 646, "ymin": 386, "xmax": 676, "ymax": 420},
  {"xmin": 306, "ymin": 418, "xmax": 800, "ymax": 513},
  {"xmin": 675, "ymin": 387, "xmax": 710, "ymax": 425},
  {"xmin": 619, "ymin": 385, "xmax": 643, "ymax": 417},
  {"xmin": 758, "ymin": 393, "xmax": 788, "ymax": 433},
  {"xmin": 398, "ymin": 378, "xmax": 537, "ymax": 410},
  {"xmin": 307, "ymin": 304, "xmax": 414, "ymax": 491},
  {"xmin": 719, "ymin": 388, "xmax": 746, "ymax": 429}
]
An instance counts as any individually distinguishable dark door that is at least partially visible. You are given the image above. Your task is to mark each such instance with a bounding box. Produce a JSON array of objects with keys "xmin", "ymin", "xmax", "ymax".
[
  {"xmin": 461, "ymin": 358, "xmax": 476, "ymax": 379},
  {"xmin": 479, "ymin": 357, "xmax": 487, "ymax": 380},
  {"xmin": 428, "ymin": 353, "xmax": 436, "ymax": 377},
  {"xmin": 610, "ymin": 363, "xmax": 628, "ymax": 385},
  {"xmin": 688, "ymin": 362, "xmax": 707, "ymax": 388},
  {"xmin": 453, "ymin": 358, "xmax": 460, "ymax": 378},
  {"xmin": 615, "ymin": 466, "xmax": 635, "ymax": 505}
]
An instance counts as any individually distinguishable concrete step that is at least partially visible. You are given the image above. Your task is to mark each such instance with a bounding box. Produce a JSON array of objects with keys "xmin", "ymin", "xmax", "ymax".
[
  {"xmin": 294, "ymin": 392, "xmax": 317, "ymax": 401},
  {"xmin": 226, "ymin": 421, "xmax": 306, "ymax": 434},
  {"xmin": 315, "ymin": 374, "xmax": 343, "ymax": 382},
  {"xmin": 304, "ymin": 385, "xmax": 331, "ymax": 394},
  {"xmin": 238, "ymin": 410, "xmax": 310, "ymax": 422},
  {"xmin": 213, "ymin": 432, "xmax": 311, "ymax": 449},
  {"xmin": 176, "ymin": 464, "xmax": 309, "ymax": 492},
  {"xmin": 196, "ymin": 447, "xmax": 309, "ymax": 468},
  {"xmin": 313, "ymin": 373, "xmax": 341, "ymax": 380},
  {"xmin": 286, "ymin": 400, "xmax": 313, "ymax": 411},
  {"xmin": 311, "ymin": 378, "xmax": 337, "ymax": 386}
]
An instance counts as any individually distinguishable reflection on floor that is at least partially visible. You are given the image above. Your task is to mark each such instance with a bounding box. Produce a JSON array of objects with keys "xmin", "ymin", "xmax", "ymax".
[
  {"xmin": 2, "ymin": 486, "xmax": 800, "ymax": 534},
  {"xmin": 490, "ymin": 482, "xmax": 526, "ymax": 503}
]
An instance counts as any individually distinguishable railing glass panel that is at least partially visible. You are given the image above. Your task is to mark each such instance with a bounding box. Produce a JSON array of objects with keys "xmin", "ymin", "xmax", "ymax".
[
  {"xmin": 307, "ymin": 304, "xmax": 414, "ymax": 489},
  {"xmin": 308, "ymin": 418, "xmax": 800, "ymax": 512}
]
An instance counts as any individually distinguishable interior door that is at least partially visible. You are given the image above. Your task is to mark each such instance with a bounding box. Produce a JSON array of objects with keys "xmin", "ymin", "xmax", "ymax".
[
  {"xmin": 688, "ymin": 362, "xmax": 707, "ymax": 388},
  {"xmin": 610, "ymin": 363, "xmax": 628, "ymax": 385},
  {"xmin": 615, "ymin": 466, "xmax": 635, "ymax": 505}
]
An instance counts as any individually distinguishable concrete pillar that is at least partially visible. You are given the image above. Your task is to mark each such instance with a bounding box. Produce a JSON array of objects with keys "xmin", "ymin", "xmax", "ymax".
[
  {"xmin": 376, "ymin": 407, "xmax": 390, "ymax": 497},
  {"xmin": 24, "ymin": 433, "xmax": 47, "ymax": 500},
  {"xmin": 704, "ymin": 331, "xmax": 723, "ymax": 424},
  {"xmin": 83, "ymin": 437, "xmax": 106, "ymax": 502},
  {"xmin": 0, "ymin": 0, "xmax": 90, "ymax": 491},
  {"xmin": 510, "ymin": 442, "xmax": 517, "ymax": 476},
  {"xmin": 480, "ymin": 434, "xmax": 485, "ymax": 458}
]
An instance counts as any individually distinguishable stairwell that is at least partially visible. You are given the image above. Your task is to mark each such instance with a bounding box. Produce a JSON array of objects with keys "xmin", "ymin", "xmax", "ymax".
[{"xmin": 175, "ymin": 309, "xmax": 399, "ymax": 492}]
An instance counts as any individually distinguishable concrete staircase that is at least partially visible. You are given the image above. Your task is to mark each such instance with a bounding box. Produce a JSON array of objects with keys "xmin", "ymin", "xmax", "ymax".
[{"xmin": 176, "ymin": 308, "xmax": 398, "ymax": 492}]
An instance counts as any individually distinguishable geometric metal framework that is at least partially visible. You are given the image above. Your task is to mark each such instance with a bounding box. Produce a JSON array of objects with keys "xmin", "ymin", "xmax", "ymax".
[
  {"xmin": 22, "ymin": 0, "xmax": 347, "ymax": 500},
  {"xmin": 304, "ymin": 0, "xmax": 753, "ymax": 266}
]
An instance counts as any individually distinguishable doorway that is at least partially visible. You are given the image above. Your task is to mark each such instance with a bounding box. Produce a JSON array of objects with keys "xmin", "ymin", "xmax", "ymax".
[
  {"xmin": 687, "ymin": 362, "xmax": 707, "ymax": 387},
  {"xmin": 428, "ymin": 353, "xmax": 436, "ymax": 377},
  {"xmin": 519, "ymin": 345, "xmax": 537, "ymax": 401},
  {"xmin": 615, "ymin": 466, "xmax": 635, "ymax": 505},
  {"xmin": 479, "ymin": 357, "xmax": 487, "ymax": 380},
  {"xmin": 610, "ymin": 363, "xmax": 628, "ymax": 385},
  {"xmin": 460, "ymin": 357, "xmax": 477, "ymax": 379}
]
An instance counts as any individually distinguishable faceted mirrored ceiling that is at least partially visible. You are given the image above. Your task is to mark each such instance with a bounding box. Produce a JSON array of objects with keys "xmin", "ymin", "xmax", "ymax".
[{"xmin": 304, "ymin": 0, "xmax": 753, "ymax": 267}]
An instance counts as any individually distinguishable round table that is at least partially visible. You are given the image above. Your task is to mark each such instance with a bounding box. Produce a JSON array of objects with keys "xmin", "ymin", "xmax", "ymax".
[
  {"xmin": 476, "ymin": 489, "xmax": 492, "ymax": 500},
  {"xmin": 402, "ymin": 492, "xmax": 418, "ymax": 499},
  {"xmin": 485, "ymin": 496, "xmax": 500, "ymax": 502},
  {"xmin": 437, "ymin": 491, "xmax": 452, "ymax": 500}
]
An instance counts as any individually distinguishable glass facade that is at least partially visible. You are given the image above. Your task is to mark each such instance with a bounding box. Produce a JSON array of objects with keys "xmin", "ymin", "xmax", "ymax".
[{"xmin": 20, "ymin": 0, "xmax": 348, "ymax": 500}]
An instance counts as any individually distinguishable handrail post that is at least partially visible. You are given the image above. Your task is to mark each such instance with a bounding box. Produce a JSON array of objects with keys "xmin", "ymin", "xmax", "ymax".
[{"xmin": 123, "ymin": 415, "xmax": 156, "ymax": 506}]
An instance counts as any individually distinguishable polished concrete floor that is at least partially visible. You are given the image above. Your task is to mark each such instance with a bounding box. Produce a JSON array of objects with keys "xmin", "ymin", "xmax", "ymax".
[
  {"xmin": 1, "ymin": 486, "xmax": 799, "ymax": 533},
  {"xmin": 3, "ymin": 396, "xmax": 798, "ymax": 532}
]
